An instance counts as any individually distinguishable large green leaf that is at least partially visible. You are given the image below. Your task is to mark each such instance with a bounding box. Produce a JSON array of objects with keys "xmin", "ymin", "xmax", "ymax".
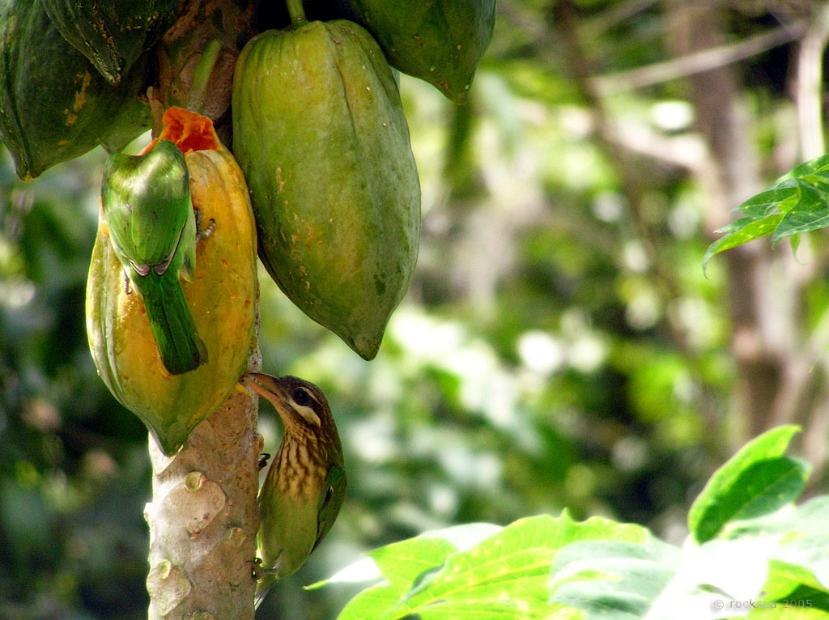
[
  {"xmin": 763, "ymin": 498, "xmax": 829, "ymax": 602},
  {"xmin": 763, "ymin": 560, "xmax": 828, "ymax": 602},
  {"xmin": 641, "ymin": 503, "xmax": 829, "ymax": 619},
  {"xmin": 548, "ymin": 538, "xmax": 680, "ymax": 619},
  {"xmin": 330, "ymin": 513, "xmax": 648, "ymax": 619},
  {"xmin": 688, "ymin": 425, "xmax": 805, "ymax": 543},
  {"xmin": 322, "ymin": 429, "xmax": 828, "ymax": 619},
  {"xmin": 716, "ymin": 499, "xmax": 829, "ymax": 618},
  {"xmin": 390, "ymin": 514, "xmax": 645, "ymax": 619},
  {"xmin": 335, "ymin": 536, "xmax": 460, "ymax": 620}
]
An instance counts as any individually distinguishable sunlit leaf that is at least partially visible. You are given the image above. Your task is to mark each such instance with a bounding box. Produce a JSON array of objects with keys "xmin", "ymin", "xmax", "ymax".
[
  {"xmin": 336, "ymin": 537, "xmax": 459, "ymax": 620},
  {"xmin": 548, "ymin": 538, "xmax": 680, "ymax": 619},
  {"xmin": 766, "ymin": 498, "xmax": 829, "ymax": 597},
  {"xmin": 763, "ymin": 560, "xmax": 829, "ymax": 601},
  {"xmin": 322, "ymin": 432, "xmax": 829, "ymax": 620},
  {"xmin": 391, "ymin": 514, "xmax": 646, "ymax": 619},
  {"xmin": 333, "ymin": 513, "xmax": 649, "ymax": 619},
  {"xmin": 314, "ymin": 523, "xmax": 503, "ymax": 591},
  {"xmin": 688, "ymin": 425, "xmax": 804, "ymax": 544}
]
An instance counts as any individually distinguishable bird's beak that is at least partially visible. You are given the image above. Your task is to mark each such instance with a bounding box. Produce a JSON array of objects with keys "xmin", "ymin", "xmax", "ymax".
[{"xmin": 243, "ymin": 373, "xmax": 287, "ymax": 411}]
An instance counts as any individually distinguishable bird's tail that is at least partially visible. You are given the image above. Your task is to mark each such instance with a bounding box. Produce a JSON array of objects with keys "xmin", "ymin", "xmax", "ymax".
[{"xmin": 135, "ymin": 272, "xmax": 208, "ymax": 375}]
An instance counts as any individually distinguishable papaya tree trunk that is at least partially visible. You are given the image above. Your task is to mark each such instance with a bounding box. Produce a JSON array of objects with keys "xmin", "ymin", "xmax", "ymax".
[{"xmin": 145, "ymin": 388, "xmax": 261, "ymax": 619}]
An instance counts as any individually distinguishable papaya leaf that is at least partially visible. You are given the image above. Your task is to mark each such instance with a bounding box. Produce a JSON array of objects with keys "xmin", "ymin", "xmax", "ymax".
[
  {"xmin": 548, "ymin": 539, "xmax": 680, "ymax": 620},
  {"xmin": 334, "ymin": 536, "xmax": 461, "ymax": 620},
  {"xmin": 311, "ymin": 522, "xmax": 502, "ymax": 590},
  {"xmin": 323, "ymin": 462, "xmax": 829, "ymax": 620},
  {"xmin": 773, "ymin": 182, "xmax": 829, "ymax": 243},
  {"xmin": 688, "ymin": 425, "xmax": 804, "ymax": 544},
  {"xmin": 756, "ymin": 561, "xmax": 829, "ymax": 618},
  {"xmin": 703, "ymin": 154, "xmax": 829, "ymax": 272},
  {"xmin": 332, "ymin": 513, "xmax": 648, "ymax": 619},
  {"xmin": 644, "ymin": 514, "xmax": 828, "ymax": 619},
  {"xmin": 388, "ymin": 514, "xmax": 647, "ymax": 619},
  {"xmin": 784, "ymin": 154, "xmax": 829, "ymax": 177},
  {"xmin": 766, "ymin": 497, "xmax": 829, "ymax": 598},
  {"xmin": 763, "ymin": 560, "xmax": 829, "ymax": 602}
]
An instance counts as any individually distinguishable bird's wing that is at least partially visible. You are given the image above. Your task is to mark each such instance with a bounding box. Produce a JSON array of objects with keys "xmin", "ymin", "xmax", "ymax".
[{"xmin": 313, "ymin": 462, "xmax": 347, "ymax": 551}]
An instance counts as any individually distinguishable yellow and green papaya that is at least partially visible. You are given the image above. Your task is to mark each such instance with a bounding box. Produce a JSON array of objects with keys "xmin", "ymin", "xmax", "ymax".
[
  {"xmin": 86, "ymin": 108, "xmax": 258, "ymax": 456},
  {"xmin": 336, "ymin": 0, "xmax": 496, "ymax": 104},
  {"xmin": 232, "ymin": 20, "xmax": 420, "ymax": 361},
  {"xmin": 0, "ymin": 0, "xmax": 151, "ymax": 181}
]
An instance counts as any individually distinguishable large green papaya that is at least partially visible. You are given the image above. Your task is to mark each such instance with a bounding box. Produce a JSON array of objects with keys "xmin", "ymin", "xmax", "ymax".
[
  {"xmin": 0, "ymin": 0, "xmax": 151, "ymax": 181},
  {"xmin": 87, "ymin": 108, "xmax": 258, "ymax": 456},
  {"xmin": 41, "ymin": 0, "xmax": 180, "ymax": 85},
  {"xmin": 232, "ymin": 20, "xmax": 420, "ymax": 361},
  {"xmin": 336, "ymin": 0, "xmax": 496, "ymax": 104}
]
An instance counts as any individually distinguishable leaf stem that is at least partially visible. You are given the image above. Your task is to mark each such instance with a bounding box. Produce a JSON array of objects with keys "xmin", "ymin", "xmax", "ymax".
[{"xmin": 285, "ymin": 0, "xmax": 307, "ymax": 29}]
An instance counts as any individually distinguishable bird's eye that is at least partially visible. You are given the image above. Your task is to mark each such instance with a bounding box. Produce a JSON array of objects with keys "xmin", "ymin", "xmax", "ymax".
[
  {"xmin": 292, "ymin": 388, "xmax": 312, "ymax": 407},
  {"xmin": 288, "ymin": 386, "xmax": 322, "ymax": 426}
]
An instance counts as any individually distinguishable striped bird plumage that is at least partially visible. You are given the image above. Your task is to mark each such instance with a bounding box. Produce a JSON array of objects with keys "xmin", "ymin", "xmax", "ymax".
[{"xmin": 243, "ymin": 373, "xmax": 346, "ymax": 607}]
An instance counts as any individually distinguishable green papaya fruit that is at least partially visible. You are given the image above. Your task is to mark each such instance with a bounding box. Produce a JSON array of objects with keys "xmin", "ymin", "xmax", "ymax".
[
  {"xmin": 336, "ymin": 0, "xmax": 496, "ymax": 104},
  {"xmin": 232, "ymin": 20, "xmax": 420, "ymax": 360},
  {"xmin": 41, "ymin": 0, "xmax": 180, "ymax": 85},
  {"xmin": 0, "ymin": 0, "xmax": 151, "ymax": 181}
]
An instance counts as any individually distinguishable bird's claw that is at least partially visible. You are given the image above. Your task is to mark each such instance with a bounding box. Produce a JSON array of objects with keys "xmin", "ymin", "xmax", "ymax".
[
  {"xmin": 258, "ymin": 453, "xmax": 271, "ymax": 470},
  {"xmin": 195, "ymin": 207, "xmax": 216, "ymax": 241},
  {"xmin": 122, "ymin": 270, "xmax": 132, "ymax": 295},
  {"xmin": 250, "ymin": 557, "xmax": 263, "ymax": 581}
]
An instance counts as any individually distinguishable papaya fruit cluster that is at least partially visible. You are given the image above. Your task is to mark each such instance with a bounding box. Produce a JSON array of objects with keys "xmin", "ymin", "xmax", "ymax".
[
  {"xmin": 0, "ymin": 1, "xmax": 495, "ymax": 455},
  {"xmin": 232, "ymin": 1, "xmax": 495, "ymax": 359}
]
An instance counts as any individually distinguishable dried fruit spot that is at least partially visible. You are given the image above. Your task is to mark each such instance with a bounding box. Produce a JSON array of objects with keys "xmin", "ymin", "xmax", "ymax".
[
  {"xmin": 275, "ymin": 167, "xmax": 285, "ymax": 193},
  {"xmin": 73, "ymin": 72, "xmax": 93, "ymax": 113}
]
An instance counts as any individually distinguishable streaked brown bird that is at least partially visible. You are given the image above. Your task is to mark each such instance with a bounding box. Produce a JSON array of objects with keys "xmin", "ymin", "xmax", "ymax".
[{"xmin": 243, "ymin": 372, "xmax": 346, "ymax": 607}]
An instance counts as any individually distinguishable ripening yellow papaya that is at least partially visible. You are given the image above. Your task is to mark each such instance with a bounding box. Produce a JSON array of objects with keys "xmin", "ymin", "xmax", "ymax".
[{"xmin": 86, "ymin": 108, "xmax": 258, "ymax": 456}]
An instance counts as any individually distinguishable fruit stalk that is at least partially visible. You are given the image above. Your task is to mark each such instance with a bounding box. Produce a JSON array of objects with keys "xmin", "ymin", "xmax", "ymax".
[
  {"xmin": 189, "ymin": 39, "xmax": 223, "ymax": 114},
  {"xmin": 285, "ymin": 0, "xmax": 307, "ymax": 28}
]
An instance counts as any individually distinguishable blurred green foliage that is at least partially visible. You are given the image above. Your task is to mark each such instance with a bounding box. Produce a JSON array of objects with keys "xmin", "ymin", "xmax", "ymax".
[
  {"xmin": 0, "ymin": 147, "xmax": 151, "ymax": 619},
  {"xmin": 0, "ymin": 1, "xmax": 819, "ymax": 619}
]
